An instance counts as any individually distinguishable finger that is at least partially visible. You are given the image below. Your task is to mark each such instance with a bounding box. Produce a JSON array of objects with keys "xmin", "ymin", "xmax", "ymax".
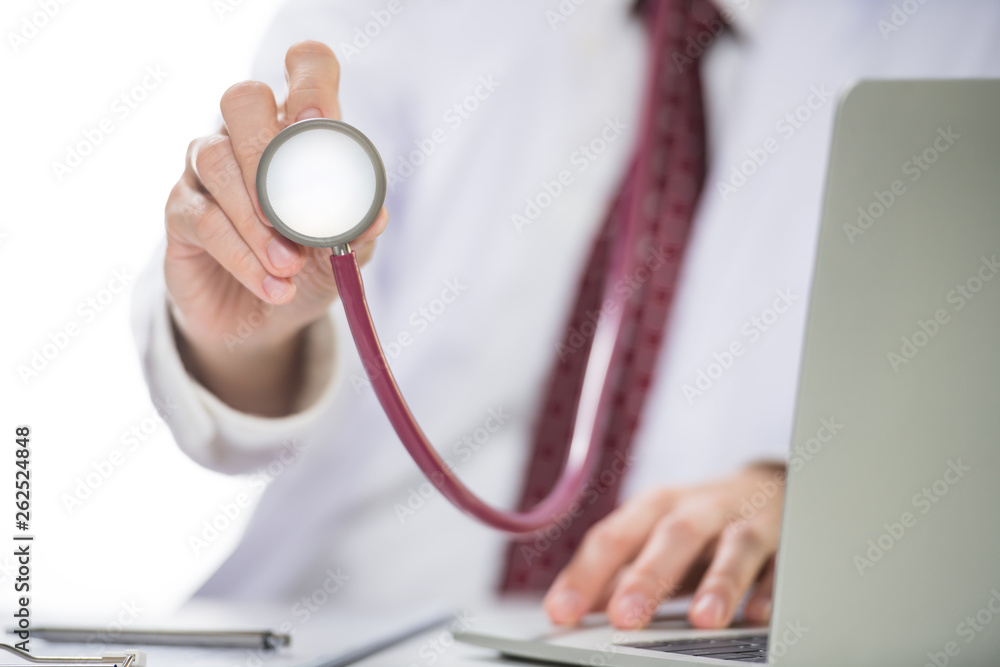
[
  {"xmin": 744, "ymin": 559, "xmax": 776, "ymax": 625},
  {"xmin": 284, "ymin": 40, "xmax": 342, "ymax": 123},
  {"xmin": 191, "ymin": 134, "xmax": 305, "ymax": 278},
  {"xmin": 219, "ymin": 80, "xmax": 283, "ymax": 220},
  {"xmin": 168, "ymin": 182, "xmax": 295, "ymax": 305},
  {"xmin": 688, "ymin": 521, "xmax": 775, "ymax": 629},
  {"xmin": 544, "ymin": 490, "xmax": 675, "ymax": 626},
  {"xmin": 357, "ymin": 206, "xmax": 389, "ymax": 243},
  {"xmin": 607, "ymin": 509, "xmax": 721, "ymax": 629}
]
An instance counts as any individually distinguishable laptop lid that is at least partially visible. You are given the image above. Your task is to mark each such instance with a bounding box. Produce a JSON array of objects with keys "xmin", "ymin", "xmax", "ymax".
[{"xmin": 771, "ymin": 79, "xmax": 1000, "ymax": 666}]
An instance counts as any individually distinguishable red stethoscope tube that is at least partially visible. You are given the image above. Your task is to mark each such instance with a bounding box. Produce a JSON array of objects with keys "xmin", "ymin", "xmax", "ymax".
[
  {"xmin": 329, "ymin": 223, "xmax": 632, "ymax": 534},
  {"xmin": 256, "ymin": 116, "xmax": 638, "ymax": 534}
]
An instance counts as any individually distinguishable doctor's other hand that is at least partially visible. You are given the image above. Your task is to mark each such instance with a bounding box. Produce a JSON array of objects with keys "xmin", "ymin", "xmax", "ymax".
[
  {"xmin": 164, "ymin": 41, "xmax": 387, "ymax": 416},
  {"xmin": 543, "ymin": 463, "xmax": 785, "ymax": 630}
]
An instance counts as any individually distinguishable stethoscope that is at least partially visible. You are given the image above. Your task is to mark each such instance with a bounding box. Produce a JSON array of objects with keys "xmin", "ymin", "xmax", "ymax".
[{"xmin": 257, "ymin": 119, "xmax": 635, "ymax": 534}]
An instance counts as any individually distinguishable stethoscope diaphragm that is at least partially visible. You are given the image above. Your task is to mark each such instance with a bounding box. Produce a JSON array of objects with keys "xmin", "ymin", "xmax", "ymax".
[{"xmin": 257, "ymin": 119, "xmax": 386, "ymax": 249}]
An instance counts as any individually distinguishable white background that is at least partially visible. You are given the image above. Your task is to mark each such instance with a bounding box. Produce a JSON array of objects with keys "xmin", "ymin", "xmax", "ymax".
[{"xmin": 1, "ymin": 0, "xmax": 290, "ymax": 620}]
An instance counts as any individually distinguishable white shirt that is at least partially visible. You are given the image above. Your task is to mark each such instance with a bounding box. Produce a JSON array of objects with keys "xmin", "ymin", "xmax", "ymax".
[{"xmin": 132, "ymin": 0, "xmax": 1000, "ymax": 612}]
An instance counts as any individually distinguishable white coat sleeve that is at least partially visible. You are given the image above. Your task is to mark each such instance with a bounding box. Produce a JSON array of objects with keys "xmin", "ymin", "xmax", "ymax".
[{"xmin": 130, "ymin": 242, "xmax": 340, "ymax": 474}]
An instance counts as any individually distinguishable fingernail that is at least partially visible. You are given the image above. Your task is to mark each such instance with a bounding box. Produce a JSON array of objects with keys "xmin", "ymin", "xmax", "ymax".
[
  {"xmin": 692, "ymin": 593, "xmax": 727, "ymax": 627},
  {"xmin": 267, "ymin": 237, "xmax": 298, "ymax": 269},
  {"xmin": 616, "ymin": 593, "xmax": 650, "ymax": 628},
  {"xmin": 263, "ymin": 275, "xmax": 292, "ymax": 302},
  {"xmin": 548, "ymin": 589, "xmax": 583, "ymax": 623},
  {"xmin": 297, "ymin": 107, "xmax": 322, "ymax": 121}
]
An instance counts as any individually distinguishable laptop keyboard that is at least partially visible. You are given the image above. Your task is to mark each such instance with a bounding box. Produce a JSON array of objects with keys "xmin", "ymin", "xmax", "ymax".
[{"xmin": 626, "ymin": 634, "xmax": 768, "ymax": 662}]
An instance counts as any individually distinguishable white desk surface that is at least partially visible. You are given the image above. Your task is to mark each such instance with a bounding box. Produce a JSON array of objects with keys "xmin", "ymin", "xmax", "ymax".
[{"xmin": 11, "ymin": 599, "xmax": 559, "ymax": 667}]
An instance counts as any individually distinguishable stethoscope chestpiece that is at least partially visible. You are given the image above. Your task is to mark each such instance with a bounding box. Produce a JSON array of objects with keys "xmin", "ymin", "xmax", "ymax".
[{"xmin": 256, "ymin": 118, "xmax": 386, "ymax": 250}]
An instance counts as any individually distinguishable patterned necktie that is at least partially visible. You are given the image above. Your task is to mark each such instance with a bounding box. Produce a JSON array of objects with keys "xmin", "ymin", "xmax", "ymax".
[{"xmin": 499, "ymin": 0, "xmax": 722, "ymax": 593}]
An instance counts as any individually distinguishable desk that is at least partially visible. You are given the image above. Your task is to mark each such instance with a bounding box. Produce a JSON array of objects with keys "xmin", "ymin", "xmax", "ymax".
[{"xmin": 12, "ymin": 600, "xmax": 550, "ymax": 667}]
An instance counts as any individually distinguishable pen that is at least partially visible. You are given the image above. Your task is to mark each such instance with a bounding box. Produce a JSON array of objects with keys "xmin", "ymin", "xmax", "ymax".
[{"xmin": 25, "ymin": 628, "xmax": 291, "ymax": 650}]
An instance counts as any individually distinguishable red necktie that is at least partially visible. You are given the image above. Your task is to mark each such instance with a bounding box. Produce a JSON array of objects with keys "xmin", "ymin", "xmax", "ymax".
[{"xmin": 499, "ymin": 0, "xmax": 721, "ymax": 593}]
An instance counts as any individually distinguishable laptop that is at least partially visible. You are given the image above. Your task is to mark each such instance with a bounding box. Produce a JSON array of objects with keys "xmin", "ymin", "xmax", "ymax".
[{"xmin": 455, "ymin": 79, "xmax": 1000, "ymax": 665}]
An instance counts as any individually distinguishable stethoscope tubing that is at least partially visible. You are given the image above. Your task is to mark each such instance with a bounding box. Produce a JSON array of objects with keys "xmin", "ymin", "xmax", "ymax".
[{"xmin": 329, "ymin": 203, "xmax": 635, "ymax": 534}]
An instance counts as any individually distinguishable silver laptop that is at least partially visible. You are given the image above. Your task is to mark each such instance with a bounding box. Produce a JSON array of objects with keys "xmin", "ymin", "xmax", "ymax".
[{"xmin": 456, "ymin": 79, "xmax": 1000, "ymax": 665}]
